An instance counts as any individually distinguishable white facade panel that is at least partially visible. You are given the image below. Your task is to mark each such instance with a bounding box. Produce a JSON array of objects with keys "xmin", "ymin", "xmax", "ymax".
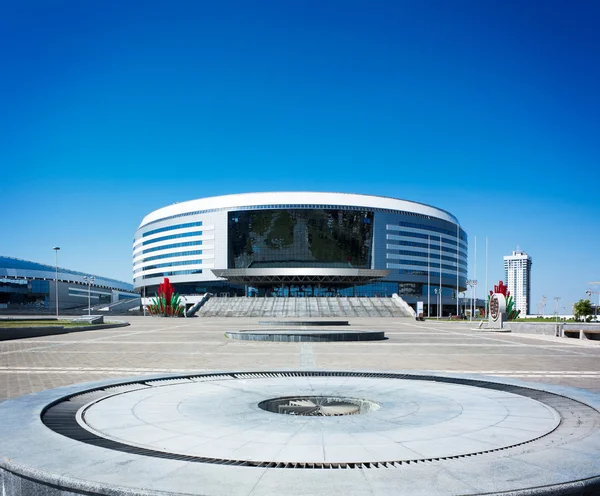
[
  {"xmin": 132, "ymin": 225, "xmax": 210, "ymax": 249},
  {"xmin": 138, "ymin": 192, "xmax": 459, "ymax": 228},
  {"xmin": 386, "ymin": 224, "xmax": 468, "ymax": 251},
  {"xmin": 133, "ymin": 245, "xmax": 209, "ymax": 265},
  {"xmin": 132, "ymin": 236, "xmax": 212, "ymax": 257},
  {"xmin": 386, "ymin": 234, "xmax": 461, "ymax": 253},
  {"xmin": 133, "ymin": 254, "xmax": 214, "ymax": 272}
]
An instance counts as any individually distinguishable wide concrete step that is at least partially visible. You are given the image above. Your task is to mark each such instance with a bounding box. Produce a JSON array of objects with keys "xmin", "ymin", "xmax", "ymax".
[{"xmin": 197, "ymin": 296, "xmax": 414, "ymax": 318}]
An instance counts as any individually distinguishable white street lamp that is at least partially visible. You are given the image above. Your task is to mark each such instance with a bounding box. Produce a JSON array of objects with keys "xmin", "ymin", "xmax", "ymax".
[
  {"xmin": 434, "ymin": 288, "xmax": 441, "ymax": 319},
  {"xmin": 587, "ymin": 290, "xmax": 600, "ymax": 321},
  {"xmin": 82, "ymin": 275, "xmax": 95, "ymax": 315},
  {"xmin": 466, "ymin": 279, "xmax": 477, "ymax": 321},
  {"xmin": 53, "ymin": 247, "xmax": 60, "ymax": 318}
]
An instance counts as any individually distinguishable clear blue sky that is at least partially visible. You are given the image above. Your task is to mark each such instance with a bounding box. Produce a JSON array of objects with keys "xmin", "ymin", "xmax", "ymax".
[{"xmin": 1, "ymin": 0, "xmax": 598, "ymax": 313}]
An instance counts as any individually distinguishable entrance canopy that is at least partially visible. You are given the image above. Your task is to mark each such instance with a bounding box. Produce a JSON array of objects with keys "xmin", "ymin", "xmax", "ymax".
[{"xmin": 210, "ymin": 268, "xmax": 390, "ymax": 286}]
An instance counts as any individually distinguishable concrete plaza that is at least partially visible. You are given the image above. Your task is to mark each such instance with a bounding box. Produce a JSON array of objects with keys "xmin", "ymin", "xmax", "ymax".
[{"xmin": 2, "ymin": 316, "xmax": 600, "ymax": 402}]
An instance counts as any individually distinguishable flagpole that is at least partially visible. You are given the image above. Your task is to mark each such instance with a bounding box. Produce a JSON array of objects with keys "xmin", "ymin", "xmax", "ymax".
[
  {"xmin": 474, "ymin": 235, "xmax": 477, "ymax": 318},
  {"xmin": 485, "ymin": 236, "xmax": 489, "ymax": 318},
  {"xmin": 456, "ymin": 223, "xmax": 460, "ymax": 317},
  {"xmin": 427, "ymin": 235, "xmax": 430, "ymax": 318},
  {"xmin": 439, "ymin": 236, "xmax": 442, "ymax": 318}
]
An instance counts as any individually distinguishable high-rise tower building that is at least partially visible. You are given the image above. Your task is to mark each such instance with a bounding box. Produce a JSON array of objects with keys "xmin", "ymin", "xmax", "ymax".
[{"xmin": 503, "ymin": 249, "xmax": 532, "ymax": 316}]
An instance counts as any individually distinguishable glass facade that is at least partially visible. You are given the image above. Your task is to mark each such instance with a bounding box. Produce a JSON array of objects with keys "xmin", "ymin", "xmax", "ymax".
[
  {"xmin": 228, "ymin": 209, "xmax": 374, "ymax": 269},
  {"xmin": 68, "ymin": 288, "xmax": 111, "ymax": 304},
  {"xmin": 139, "ymin": 250, "xmax": 202, "ymax": 263},
  {"xmin": 385, "ymin": 238, "xmax": 465, "ymax": 256},
  {"xmin": 134, "ymin": 260, "xmax": 203, "ymax": 274},
  {"xmin": 143, "ymin": 280, "xmax": 235, "ymax": 297},
  {"xmin": 140, "ymin": 231, "xmax": 203, "ymax": 247},
  {"xmin": 142, "ymin": 221, "xmax": 202, "ymax": 238},
  {"xmin": 140, "ymin": 241, "xmax": 202, "ymax": 255},
  {"xmin": 0, "ymin": 278, "xmax": 49, "ymax": 308},
  {"xmin": 140, "ymin": 269, "xmax": 203, "ymax": 280}
]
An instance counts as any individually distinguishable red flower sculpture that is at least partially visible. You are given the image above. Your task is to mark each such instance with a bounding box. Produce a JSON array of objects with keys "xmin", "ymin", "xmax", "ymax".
[
  {"xmin": 488, "ymin": 280, "xmax": 520, "ymax": 320},
  {"xmin": 147, "ymin": 278, "xmax": 184, "ymax": 317},
  {"xmin": 158, "ymin": 278, "xmax": 175, "ymax": 313},
  {"xmin": 490, "ymin": 281, "xmax": 510, "ymax": 299}
]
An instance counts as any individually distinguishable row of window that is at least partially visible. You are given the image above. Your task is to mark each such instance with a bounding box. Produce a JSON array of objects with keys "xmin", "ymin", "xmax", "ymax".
[
  {"xmin": 30, "ymin": 280, "xmax": 49, "ymax": 293},
  {"xmin": 393, "ymin": 221, "xmax": 466, "ymax": 241},
  {"xmin": 139, "ymin": 250, "xmax": 203, "ymax": 264},
  {"xmin": 68, "ymin": 289, "xmax": 100, "ymax": 298},
  {"xmin": 67, "ymin": 288, "xmax": 111, "ymax": 296},
  {"xmin": 140, "ymin": 241, "xmax": 203, "ymax": 255},
  {"xmin": 134, "ymin": 259, "xmax": 203, "ymax": 274},
  {"xmin": 386, "ymin": 249, "xmax": 466, "ymax": 265},
  {"xmin": 387, "ymin": 238, "xmax": 468, "ymax": 258},
  {"xmin": 387, "ymin": 228, "xmax": 461, "ymax": 247},
  {"xmin": 141, "ymin": 231, "xmax": 203, "ymax": 247},
  {"xmin": 388, "ymin": 268, "xmax": 459, "ymax": 278},
  {"xmin": 141, "ymin": 221, "xmax": 203, "ymax": 238},
  {"xmin": 387, "ymin": 259, "xmax": 468, "ymax": 274},
  {"xmin": 139, "ymin": 269, "xmax": 203, "ymax": 280}
]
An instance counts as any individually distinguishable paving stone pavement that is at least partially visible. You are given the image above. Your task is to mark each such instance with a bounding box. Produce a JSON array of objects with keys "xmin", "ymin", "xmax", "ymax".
[{"xmin": 2, "ymin": 315, "xmax": 600, "ymax": 402}]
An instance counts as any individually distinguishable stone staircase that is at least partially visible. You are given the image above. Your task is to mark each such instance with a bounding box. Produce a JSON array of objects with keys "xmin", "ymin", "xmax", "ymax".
[{"xmin": 197, "ymin": 296, "xmax": 414, "ymax": 318}]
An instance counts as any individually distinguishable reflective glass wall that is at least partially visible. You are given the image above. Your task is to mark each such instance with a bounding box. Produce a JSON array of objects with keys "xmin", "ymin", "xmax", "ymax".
[
  {"xmin": 228, "ymin": 209, "xmax": 374, "ymax": 269},
  {"xmin": 0, "ymin": 278, "xmax": 49, "ymax": 309}
]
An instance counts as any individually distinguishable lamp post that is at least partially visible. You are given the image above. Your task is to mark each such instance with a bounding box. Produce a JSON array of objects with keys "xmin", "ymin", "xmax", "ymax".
[
  {"xmin": 82, "ymin": 276, "xmax": 95, "ymax": 315},
  {"xmin": 434, "ymin": 288, "xmax": 441, "ymax": 319},
  {"xmin": 554, "ymin": 296, "xmax": 561, "ymax": 323},
  {"xmin": 466, "ymin": 279, "xmax": 477, "ymax": 321},
  {"xmin": 473, "ymin": 280, "xmax": 478, "ymax": 319},
  {"xmin": 53, "ymin": 247, "xmax": 60, "ymax": 318},
  {"xmin": 587, "ymin": 290, "xmax": 600, "ymax": 321}
]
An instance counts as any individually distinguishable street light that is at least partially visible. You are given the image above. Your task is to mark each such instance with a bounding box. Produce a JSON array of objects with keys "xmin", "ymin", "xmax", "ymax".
[
  {"xmin": 53, "ymin": 247, "xmax": 60, "ymax": 318},
  {"xmin": 466, "ymin": 279, "xmax": 477, "ymax": 321},
  {"xmin": 586, "ymin": 290, "xmax": 600, "ymax": 321},
  {"xmin": 82, "ymin": 275, "xmax": 95, "ymax": 315},
  {"xmin": 554, "ymin": 296, "xmax": 561, "ymax": 323}
]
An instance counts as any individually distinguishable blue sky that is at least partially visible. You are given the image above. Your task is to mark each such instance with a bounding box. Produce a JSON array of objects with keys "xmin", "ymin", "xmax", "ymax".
[{"xmin": 1, "ymin": 0, "xmax": 598, "ymax": 312}]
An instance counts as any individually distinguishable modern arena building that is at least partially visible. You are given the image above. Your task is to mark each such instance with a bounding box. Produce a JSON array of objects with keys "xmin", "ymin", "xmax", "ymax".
[{"xmin": 133, "ymin": 193, "xmax": 468, "ymax": 315}]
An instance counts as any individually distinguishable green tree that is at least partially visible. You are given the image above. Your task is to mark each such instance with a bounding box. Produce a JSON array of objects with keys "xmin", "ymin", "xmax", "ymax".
[{"xmin": 573, "ymin": 299, "xmax": 593, "ymax": 321}]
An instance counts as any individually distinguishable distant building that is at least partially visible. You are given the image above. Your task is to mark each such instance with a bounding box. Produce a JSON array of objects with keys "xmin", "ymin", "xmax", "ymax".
[
  {"xmin": 0, "ymin": 256, "xmax": 136, "ymax": 312},
  {"xmin": 503, "ymin": 249, "xmax": 532, "ymax": 316}
]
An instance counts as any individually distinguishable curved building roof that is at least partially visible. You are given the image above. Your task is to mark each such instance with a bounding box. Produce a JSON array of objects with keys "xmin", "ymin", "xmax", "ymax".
[
  {"xmin": 0, "ymin": 256, "xmax": 134, "ymax": 292},
  {"xmin": 139, "ymin": 192, "xmax": 460, "ymax": 229}
]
